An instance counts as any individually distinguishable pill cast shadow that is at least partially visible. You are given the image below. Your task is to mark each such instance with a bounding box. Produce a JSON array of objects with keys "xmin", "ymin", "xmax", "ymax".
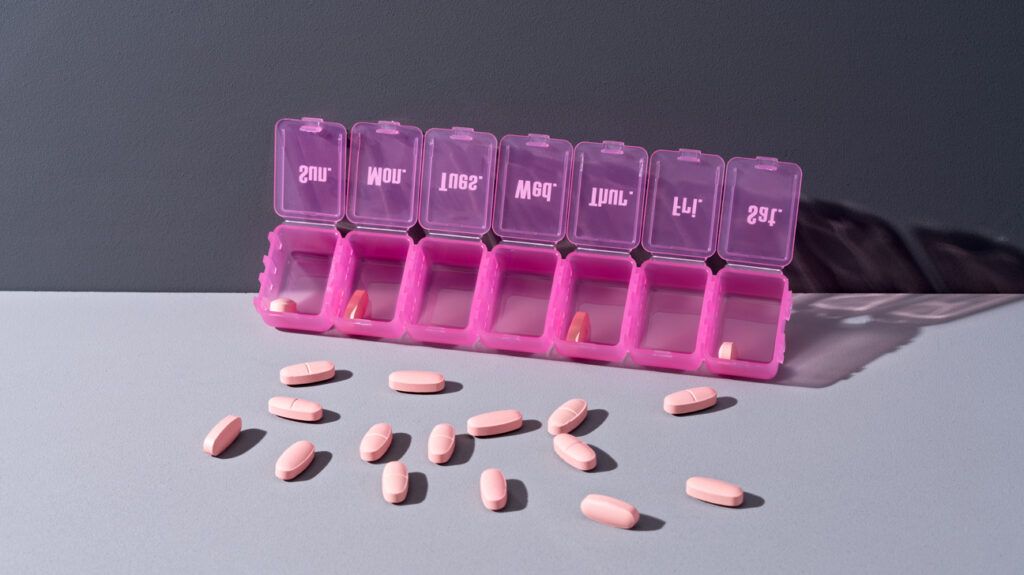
[
  {"xmin": 501, "ymin": 419, "xmax": 542, "ymax": 437},
  {"xmin": 738, "ymin": 492, "xmax": 765, "ymax": 509},
  {"xmin": 313, "ymin": 409, "xmax": 341, "ymax": 424},
  {"xmin": 436, "ymin": 380, "xmax": 463, "ymax": 395},
  {"xmin": 292, "ymin": 369, "xmax": 353, "ymax": 387},
  {"xmin": 376, "ymin": 433, "xmax": 411, "ymax": 463},
  {"xmin": 445, "ymin": 434, "xmax": 475, "ymax": 466},
  {"xmin": 499, "ymin": 479, "xmax": 527, "ymax": 513},
  {"xmin": 217, "ymin": 428, "xmax": 266, "ymax": 459},
  {"xmin": 588, "ymin": 445, "xmax": 618, "ymax": 473},
  {"xmin": 572, "ymin": 409, "xmax": 608, "ymax": 437},
  {"xmin": 401, "ymin": 472, "xmax": 428, "ymax": 505},
  {"xmin": 632, "ymin": 514, "xmax": 666, "ymax": 531},
  {"xmin": 700, "ymin": 396, "xmax": 737, "ymax": 415},
  {"xmin": 293, "ymin": 451, "xmax": 332, "ymax": 482}
]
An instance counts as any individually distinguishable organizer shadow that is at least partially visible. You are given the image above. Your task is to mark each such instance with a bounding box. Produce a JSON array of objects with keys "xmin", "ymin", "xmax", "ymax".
[
  {"xmin": 572, "ymin": 409, "xmax": 608, "ymax": 437},
  {"xmin": 401, "ymin": 472, "xmax": 428, "ymax": 505},
  {"xmin": 500, "ymin": 479, "xmax": 527, "ymax": 513},
  {"xmin": 445, "ymin": 434, "xmax": 475, "ymax": 466},
  {"xmin": 217, "ymin": 428, "xmax": 266, "ymax": 459},
  {"xmin": 293, "ymin": 451, "xmax": 332, "ymax": 482},
  {"xmin": 376, "ymin": 433, "xmax": 411, "ymax": 463},
  {"xmin": 633, "ymin": 514, "xmax": 666, "ymax": 531}
]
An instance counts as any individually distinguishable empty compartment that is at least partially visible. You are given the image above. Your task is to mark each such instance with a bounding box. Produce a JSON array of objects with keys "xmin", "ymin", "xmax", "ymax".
[
  {"xmin": 406, "ymin": 237, "xmax": 487, "ymax": 346},
  {"xmin": 635, "ymin": 261, "xmax": 709, "ymax": 354},
  {"xmin": 484, "ymin": 246, "xmax": 559, "ymax": 338},
  {"xmin": 268, "ymin": 224, "xmax": 340, "ymax": 315},
  {"xmin": 342, "ymin": 231, "xmax": 411, "ymax": 323},
  {"xmin": 711, "ymin": 268, "xmax": 786, "ymax": 363}
]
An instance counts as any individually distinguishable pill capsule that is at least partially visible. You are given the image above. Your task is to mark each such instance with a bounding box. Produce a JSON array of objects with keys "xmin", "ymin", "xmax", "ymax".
[
  {"xmin": 275, "ymin": 440, "xmax": 315, "ymax": 480},
  {"xmin": 480, "ymin": 468, "xmax": 507, "ymax": 511},
  {"xmin": 344, "ymin": 289, "xmax": 370, "ymax": 320},
  {"xmin": 467, "ymin": 409, "xmax": 523, "ymax": 437},
  {"xmin": 269, "ymin": 297, "xmax": 297, "ymax": 313},
  {"xmin": 580, "ymin": 494, "xmax": 639, "ymax": 529},
  {"xmin": 686, "ymin": 476, "xmax": 745, "ymax": 507},
  {"xmin": 663, "ymin": 386, "xmax": 718, "ymax": 415},
  {"xmin": 359, "ymin": 422, "xmax": 393, "ymax": 462},
  {"xmin": 381, "ymin": 461, "xmax": 409, "ymax": 504},
  {"xmin": 268, "ymin": 396, "xmax": 324, "ymax": 422},
  {"xmin": 566, "ymin": 311, "xmax": 591, "ymax": 343},
  {"xmin": 388, "ymin": 370, "xmax": 446, "ymax": 394},
  {"xmin": 202, "ymin": 415, "xmax": 242, "ymax": 456},
  {"xmin": 553, "ymin": 433, "xmax": 597, "ymax": 471},
  {"xmin": 718, "ymin": 341, "xmax": 735, "ymax": 360},
  {"xmin": 547, "ymin": 398, "xmax": 588, "ymax": 435},
  {"xmin": 279, "ymin": 360, "xmax": 336, "ymax": 386},
  {"xmin": 427, "ymin": 423, "xmax": 456, "ymax": 464}
]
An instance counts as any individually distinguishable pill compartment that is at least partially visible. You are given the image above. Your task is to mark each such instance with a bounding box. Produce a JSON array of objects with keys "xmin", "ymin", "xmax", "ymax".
[
  {"xmin": 333, "ymin": 121, "xmax": 423, "ymax": 339},
  {"xmin": 628, "ymin": 149, "xmax": 724, "ymax": 371},
  {"xmin": 479, "ymin": 134, "xmax": 572, "ymax": 354},
  {"xmin": 552, "ymin": 141, "xmax": 648, "ymax": 363},
  {"xmin": 405, "ymin": 127, "xmax": 498, "ymax": 346},
  {"xmin": 705, "ymin": 156, "xmax": 802, "ymax": 380},
  {"xmin": 255, "ymin": 117, "xmax": 347, "ymax": 332}
]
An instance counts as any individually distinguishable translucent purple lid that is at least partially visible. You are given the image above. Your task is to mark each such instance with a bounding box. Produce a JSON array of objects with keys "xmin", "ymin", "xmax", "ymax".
[
  {"xmin": 568, "ymin": 141, "xmax": 648, "ymax": 252},
  {"xmin": 493, "ymin": 134, "xmax": 572, "ymax": 244},
  {"xmin": 347, "ymin": 121, "xmax": 423, "ymax": 230},
  {"xmin": 642, "ymin": 149, "xmax": 725, "ymax": 260},
  {"xmin": 717, "ymin": 156, "xmax": 802, "ymax": 268},
  {"xmin": 274, "ymin": 117, "xmax": 346, "ymax": 223},
  {"xmin": 420, "ymin": 127, "xmax": 498, "ymax": 236}
]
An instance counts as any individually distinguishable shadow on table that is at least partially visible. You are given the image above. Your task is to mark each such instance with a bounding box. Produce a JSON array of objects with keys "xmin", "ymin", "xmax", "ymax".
[
  {"xmin": 500, "ymin": 479, "xmax": 527, "ymax": 513},
  {"xmin": 293, "ymin": 451, "xmax": 332, "ymax": 481},
  {"xmin": 217, "ymin": 428, "xmax": 266, "ymax": 459}
]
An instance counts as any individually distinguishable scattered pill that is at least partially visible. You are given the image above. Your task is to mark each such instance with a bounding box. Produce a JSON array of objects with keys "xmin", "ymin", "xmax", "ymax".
[
  {"xmin": 269, "ymin": 297, "xmax": 297, "ymax": 313},
  {"xmin": 718, "ymin": 341, "xmax": 735, "ymax": 360},
  {"xmin": 268, "ymin": 396, "xmax": 324, "ymax": 422},
  {"xmin": 388, "ymin": 370, "xmax": 446, "ymax": 394},
  {"xmin": 382, "ymin": 461, "xmax": 409, "ymax": 504},
  {"xmin": 202, "ymin": 415, "xmax": 242, "ymax": 456},
  {"xmin": 275, "ymin": 440, "xmax": 315, "ymax": 480},
  {"xmin": 344, "ymin": 289, "xmax": 370, "ymax": 320},
  {"xmin": 553, "ymin": 433, "xmax": 597, "ymax": 471},
  {"xmin": 480, "ymin": 468, "xmax": 507, "ymax": 511},
  {"xmin": 428, "ymin": 423, "xmax": 456, "ymax": 464},
  {"xmin": 580, "ymin": 494, "xmax": 639, "ymax": 529},
  {"xmin": 566, "ymin": 311, "xmax": 591, "ymax": 343},
  {"xmin": 686, "ymin": 476, "xmax": 745, "ymax": 507},
  {"xmin": 547, "ymin": 398, "xmax": 588, "ymax": 435},
  {"xmin": 663, "ymin": 386, "xmax": 718, "ymax": 415},
  {"xmin": 467, "ymin": 409, "xmax": 524, "ymax": 437},
  {"xmin": 279, "ymin": 360, "xmax": 336, "ymax": 386},
  {"xmin": 359, "ymin": 422, "xmax": 393, "ymax": 462}
]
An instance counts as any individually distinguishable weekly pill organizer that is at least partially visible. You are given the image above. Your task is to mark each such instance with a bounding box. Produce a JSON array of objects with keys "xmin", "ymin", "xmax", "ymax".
[{"xmin": 255, "ymin": 117, "xmax": 802, "ymax": 380}]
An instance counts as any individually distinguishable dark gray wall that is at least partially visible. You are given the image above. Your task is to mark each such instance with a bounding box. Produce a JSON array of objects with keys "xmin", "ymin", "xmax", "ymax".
[{"xmin": 1, "ymin": 1, "xmax": 1022, "ymax": 292}]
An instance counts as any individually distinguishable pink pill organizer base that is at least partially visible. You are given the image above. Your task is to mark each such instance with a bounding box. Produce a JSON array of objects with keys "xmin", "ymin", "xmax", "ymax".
[{"xmin": 255, "ymin": 117, "xmax": 802, "ymax": 381}]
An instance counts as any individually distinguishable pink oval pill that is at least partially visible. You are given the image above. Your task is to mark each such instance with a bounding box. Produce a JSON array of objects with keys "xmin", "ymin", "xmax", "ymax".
[
  {"xmin": 275, "ymin": 440, "xmax": 315, "ymax": 480},
  {"xmin": 686, "ymin": 476, "xmax": 745, "ymax": 507},
  {"xmin": 279, "ymin": 360, "xmax": 336, "ymax": 386},
  {"xmin": 663, "ymin": 386, "xmax": 718, "ymax": 415},
  {"xmin": 718, "ymin": 341, "xmax": 736, "ymax": 360},
  {"xmin": 268, "ymin": 396, "xmax": 323, "ymax": 422},
  {"xmin": 359, "ymin": 422, "xmax": 393, "ymax": 462},
  {"xmin": 566, "ymin": 311, "xmax": 591, "ymax": 343},
  {"xmin": 548, "ymin": 398, "xmax": 588, "ymax": 435},
  {"xmin": 202, "ymin": 415, "xmax": 241, "ymax": 456},
  {"xmin": 480, "ymin": 468, "xmax": 507, "ymax": 511},
  {"xmin": 388, "ymin": 370, "xmax": 445, "ymax": 394},
  {"xmin": 553, "ymin": 433, "xmax": 597, "ymax": 471},
  {"xmin": 344, "ymin": 289, "xmax": 370, "ymax": 320},
  {"xmin": 467, "ymin": 409, "xmax": 523, "ymax": 437},
  {"xmin": 269, "ymin": 297, "xmax": 297, "ymax": 313},
  {"xmin": 580, "ymin": 494, "xmax": 640, "ymax": 529},
  {"xmin": 428, "ymin": 423, "xmax": 456, "ymax": 464},
  {"xmin": 382, "ymin": 461, "xmax": 409, "ymax": 504}
]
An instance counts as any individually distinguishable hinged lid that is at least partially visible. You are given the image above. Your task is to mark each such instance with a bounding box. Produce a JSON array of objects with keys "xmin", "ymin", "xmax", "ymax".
[
  {"xmin": 568, "ymin": 141, "xmax": 648, "ymax": 251},
  {"xmin": 347, "ymin": 121, "xmax": 423, "ymax": 229},
  {"xmin": 274, "ymin": 117, "xmax": 347, "ymax": 224},
  {"xmin": 493, "ymin": 134, "xmax": 572, "ymax": 244},
  {"xmin": 642, "ymin": 149, "xmax": 724, "ymax": 260},
  {"xmin": 419, "ymin": 127, "xmax": 498, "ymax": 236},
  {"xmin": 718, "ymin": 156, "xmax": 802, "ymax": 268}
]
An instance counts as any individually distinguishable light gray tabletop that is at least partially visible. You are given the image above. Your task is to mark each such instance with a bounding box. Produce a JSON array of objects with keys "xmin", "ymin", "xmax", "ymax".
[{"xmin": 1, "ymin": 293, "xmax": 1021, "ymax": 574}]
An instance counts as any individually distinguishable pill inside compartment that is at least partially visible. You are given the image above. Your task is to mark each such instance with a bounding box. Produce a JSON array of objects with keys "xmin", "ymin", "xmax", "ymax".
[
  {"xmin": 552, "ymin": 251, "xmax": 634, "ymax": 362},
  {"xmin": 258, "ymin": 223, "xmax": 343, "ymax": 331},
  {"xmin": 406, "ymin": 236, "xmax": 486, "ymax": 344},
  {"xmin": 631, "ymin": 260, "xmax": 710, "ymax": 370},
  {"xmin": 709, "ymin": 267, "xmax": 786, "ymax": 364},
  {"xmin": 338, "ymin": 230, "xmax": 411, "ymax": 324},
  {"xmin": 482, "ymin": 245, "xmax": 559, "ymax": 340}
]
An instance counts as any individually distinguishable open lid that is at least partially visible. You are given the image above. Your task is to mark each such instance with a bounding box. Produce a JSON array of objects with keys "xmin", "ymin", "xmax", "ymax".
[
  {"xmin": 568, "ymin": 141, "xmax": 648, "ymax": 251},
  {"xmin": 419, "ymin": 127, "xmax": 497, "ymax": 236},
  {"xmin": 347, "ymin": 121, "xmax": 423, "ymax": 229},
  {"xmin": 493, "ymin": 134, "xmax": 572, "ymax": 244},
  {"xmin": 642, "ymin": 149, "xmax": 724, "ymax": 260},
  {"xmin": 718, "ymin": 156, "xmax": 802, "ymax": 268},
  {"xmin": 274, "ymin": 117, "xmax": 346, "ymax": 223}
]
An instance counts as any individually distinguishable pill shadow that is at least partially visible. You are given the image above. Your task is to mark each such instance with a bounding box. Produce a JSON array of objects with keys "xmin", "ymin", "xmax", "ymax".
[
  {"xmin": 292, "ymin": 369, "xmax": 353, "ymax": 387},
  {"xmin": 500, "ymin": 419, "xmax": 542, "ymax": 438},
  {"xmin": 499, "ymin": 479, "xmax": 528, "ymax": 513},
  {"xmin": 436, "ymin": 380, "xmax": 464, "ymax": 395},
  {"xmin": 401, "ymin": 472, "xmax": 428, "ymax": 505},
  {"xmin": 293, "ymin": 451, "xmax": 332, "ymax": 482},
  {"xmin": 313, "ymin": 409, "xmax": 341, "ymax": 424},
  {"xmin": 377, "ymin": 433, "xmax": 412, "ymax": 463},
  {"xmin": 217, "ymin": 428, "xmax": 266, "ymax": 459},
  {"xmin": 588, "ymin": 444, "xmax": 618, "ymax": 473},
  {"xmin": 572, "ymin": 409, "xmax": 609, "ymax": 436},
  {"xmin": 704, "ymin": 396, "xmax": 738, "ymax": 415},
  {"xmin": 738, "ymin": 492, "xmax": 765, "ymax": 509},
  {"xmin": 445, "ymin": 434, "xmax": 475, "ymax": 466},
  {"xmin": 632, "ymin": 513, "xmax": 666, "ymax": 531}
]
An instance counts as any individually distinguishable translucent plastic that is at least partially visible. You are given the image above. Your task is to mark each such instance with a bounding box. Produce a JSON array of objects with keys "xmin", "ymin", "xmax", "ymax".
[
  {"xmin": 717, "ymin": 156, "xmax": 802, "ymax": 268},
  {"xmin": 552, "ymin": 251, "xmax": 636, "ymax": 362},
  {"xmin": 273, "ymin": 118, "xmax": 347, "ymax": 223},
  {"xmin": 405, "ymin": 236, "xmax": 489, "ymax": 346},
  {"xmin": 478, "ymin": 245, "xmax": 561, "ymax": 354},
  {"xmin": 347, "ymin": 121, "xmax": 422, "ymax": 229},
  {"xmin": 419, "ymin": 127, "xmax": 498, "ymax": 237},
  {"xmin": 332, "ymin": 230, "xmax": 414, "ymax": 338},
  {"xmin": 642, "ymin": 149, "xmax": 724, "ymax": 260},
  {"xmin": 492, "ymin": 134, "xmax": 572, "ymax": 244},
  {"xmin": 567, "ymin": 141, "xmax": 648, "ymax": 252},
  {"xmin": 628, "ymin": 259, "xmax": 713, "ymax": 371}
]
